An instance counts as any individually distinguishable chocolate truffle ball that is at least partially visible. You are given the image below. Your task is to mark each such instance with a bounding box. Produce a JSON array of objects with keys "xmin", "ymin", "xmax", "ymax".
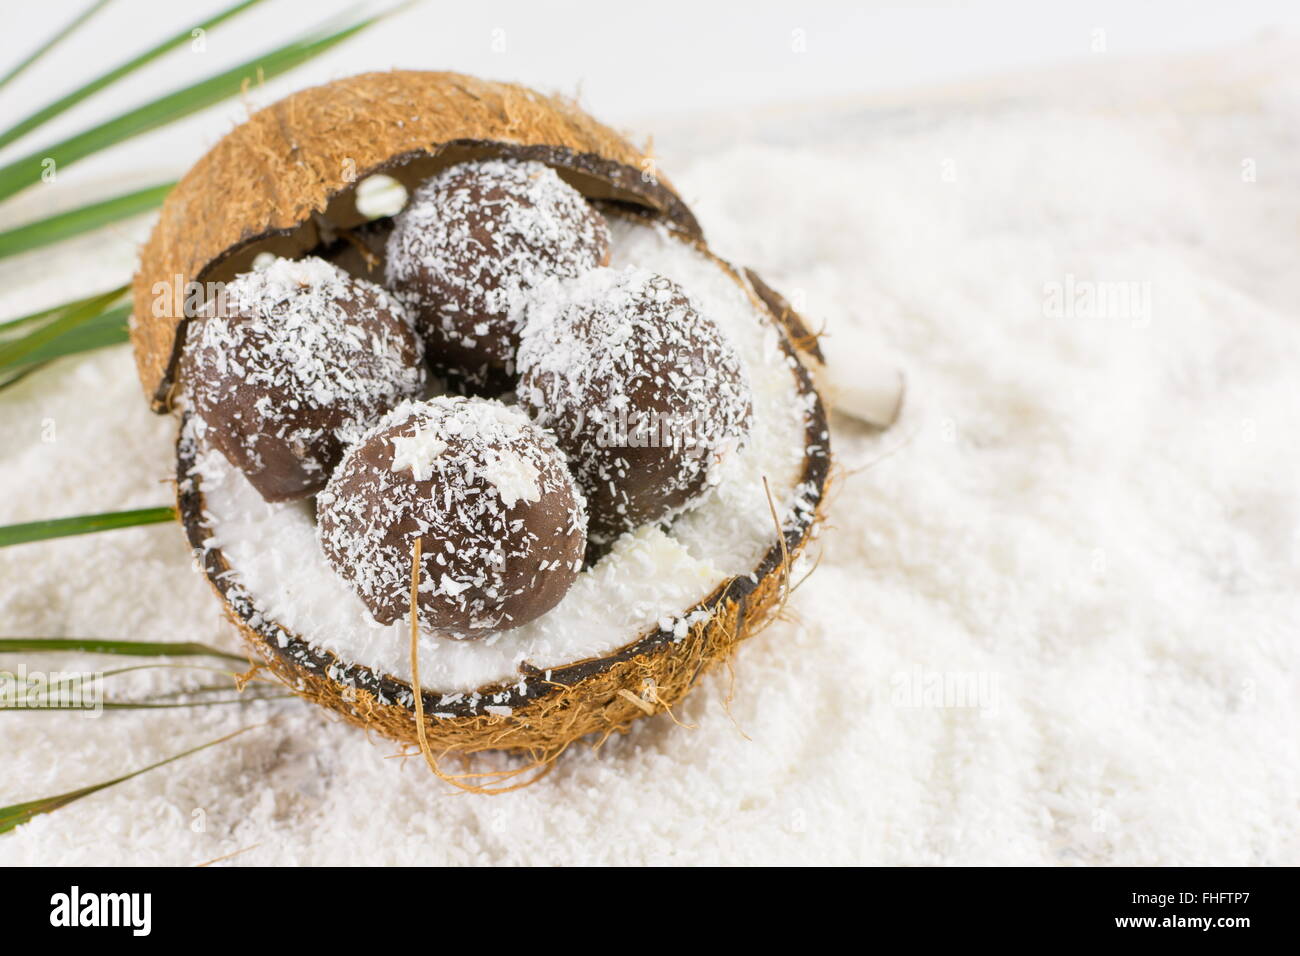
[
  {"xmin": 517, "ymin": 267, "xmax": 752, "ymax": 545},
  {"xmin": 316, "ymin": 397, "xmax": 588, "ymax": 637},
  {"xmin": 385, "ymin": 157, "xmax": 610, "ymax": 391},
  {"xmin": 182, "ymin": 255, "xmax": 426, "ymax": 502}
]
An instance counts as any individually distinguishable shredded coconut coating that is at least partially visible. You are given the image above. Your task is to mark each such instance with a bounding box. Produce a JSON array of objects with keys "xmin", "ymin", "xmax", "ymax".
[
  {"xmin": 181, "ymin": 255, "xmax": 425, "ymax": 502},
  {"xmin": 517, "ymin": 267, "xmax": 753, "ymax": 544},
  {"xmin": 316, "ymin": 397, "xmax": 588, "ymax": 638},
  {"xmin": 384, "ymin": 157, "xmax": 610, "ymax": 385}
]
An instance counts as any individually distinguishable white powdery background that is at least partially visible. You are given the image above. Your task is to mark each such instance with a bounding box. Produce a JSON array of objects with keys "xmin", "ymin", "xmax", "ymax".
[{"xmin": 1, "ymin": 44, "xmax": 1298, "ymax": 865}]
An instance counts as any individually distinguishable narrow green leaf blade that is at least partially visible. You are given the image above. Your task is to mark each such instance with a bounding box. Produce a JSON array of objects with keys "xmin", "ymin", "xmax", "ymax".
[
  {"xmin": 0, "ymin": 724, "xmax": 262, "ymax": 834},
  {"xmin": 0, "ymin": 364, "xmax": 41, "ymax": 392},
  {"xmin": 10, "ymin": 696, "xmax": 291, "ymax": 711},
  {"xmin": 0, "ymin": 306, "xmax": 130, "ymax": 391},
  {"xmin": 0, "ymin": 638, "xmax": 244, "ymax": 662},
  {"xmin": 6, "ymin": 305, "xmax": 130, "ymax": 366},
  {"xmin": 0, "ymin": 303, "xmax": 65, "ymax": 337},
  {"xmin": 0, "ymin": 286, "xmax": 126, "ymax": 368},
  {"xmin": 0, "ymin": 507, "xmax": 176, "ymax": 549},
  {"xmin": 0, "ymin": 0, "xmax": 113, "ymax": 92},
  {"xmin": 0, "ymin": 286, "xmax": 125, "ymax": 335},
  {"xmin": 4, "ymin": 664, "xmax": 252, "ymax": 698},
  {"xmin": 0, "ymin": 13, "xmax": 386, "ymax": 203},
  {"xmin": 0, "ymin": 0, "xmax": 266, "ymax": 151},
  {"xmin": 0, "ymin": 184, "xmax": 173, "ymax": 260}
]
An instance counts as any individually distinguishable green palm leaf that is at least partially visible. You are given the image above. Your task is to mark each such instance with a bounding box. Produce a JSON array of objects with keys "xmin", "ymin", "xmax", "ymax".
[
  {"xmin": 0, "ymin": 637, "xmax": 244, "ymax": 661},
  {"xmin": 0, "ymin": 0, "xmax": 113, "ymax": 92},
  {"xmin": 0, "ymin": 724, "xmax": 263, "ymax": 834},
  {"xmin": 12, "ymin": 697, "xmax": 290, "ymax": 711},
  {"xmin": 0, "ymin": 10, "xmax": 394, "ymax": 204},
  {"xmin": 6, "ymin": 304, "xmax": 129, "ymax": 364},
  {"xmin": 0, "ymin": 0, "xmax": 265, "ymax": 150},
  {"xmin": 0, "ymin": 507, "xmax": 176, "ymax": 548},
  {"xmin": 0, "ymin": 287, "xmax": 123, "ymax": 335},
  {"xmin": 3, "ymin": 663, "xmax": 290, "ymax": 710},
  {"xmin": 0, "ymin": 286, "xmax": 126, "ymax": 368},
  {"xmin": 6, "ymin": 663, "xmax": 244, "ymax": 692},
  {"xmin": 0, "ymin": 185, "xmax": 173, "ymax": 260},
  {"xmin": 0, "ymin": 303, "xmax": 130, "ymax": 391}
]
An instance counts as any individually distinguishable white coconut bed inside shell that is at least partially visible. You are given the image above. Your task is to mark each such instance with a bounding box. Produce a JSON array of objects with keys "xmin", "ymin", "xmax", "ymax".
[{"xmin": 183, "ymin": 216, "xmax": 819, "ymax": 709}]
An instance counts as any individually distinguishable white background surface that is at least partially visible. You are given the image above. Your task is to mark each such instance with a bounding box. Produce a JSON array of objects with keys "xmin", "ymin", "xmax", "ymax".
[
  {"xmin": 4, "ymin": 0, "xmax": 1300, "ymax": 119},
  {"xmin": 0, "ymin": 2, "xmax": 1297, "ymax": 865},
  {"xmin": 4, "ymin": 0, "xmax": 1300, "ymax": 195}
]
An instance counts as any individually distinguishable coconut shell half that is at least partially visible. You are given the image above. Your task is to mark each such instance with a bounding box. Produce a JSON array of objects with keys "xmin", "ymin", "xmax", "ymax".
[
  {"xmin": 136, "ymin": 70, "xmax": 832, "ymax": 771},
  {"xmin": 131, "ymin": 70, "xmax": 701, "ymax": 412},
  {"xmin": 176, "ymin": 240, "xmax": 829, "ymax": 763}
]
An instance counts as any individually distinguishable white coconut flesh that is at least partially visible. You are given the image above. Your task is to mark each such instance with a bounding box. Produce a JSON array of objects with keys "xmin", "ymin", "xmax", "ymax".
[{"xmin": 185, "ymin": 216, "xmax": 819, "ymax": 703}]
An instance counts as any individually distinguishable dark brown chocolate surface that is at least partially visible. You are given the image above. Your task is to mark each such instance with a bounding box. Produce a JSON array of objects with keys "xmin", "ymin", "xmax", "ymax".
[
  {"xmin": 180, "ymin": 257, "xmax": 425, "ymax": 502},
  {"xmin": 518, "ymin": 270, "xmax": 753, "ymax": 544},
  {"xmin": 385, "ymin": 158, "xmax": 610, "ymax": 392},
  {"xmin": 317, "ymin": 397, "xmax": 587, "ymax": 637}
]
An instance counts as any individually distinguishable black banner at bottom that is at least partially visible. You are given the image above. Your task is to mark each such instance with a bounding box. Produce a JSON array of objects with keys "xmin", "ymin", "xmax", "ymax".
[{"xmin": 3, "ymin": 865, "xmax": 1290, "ymax": 942}]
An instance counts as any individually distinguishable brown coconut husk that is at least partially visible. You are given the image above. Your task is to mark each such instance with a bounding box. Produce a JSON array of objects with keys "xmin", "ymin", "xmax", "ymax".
[
  {"xmin": 139, "ymin": 70, "xmax": 832, "ymax": 776},
  {"xmin": 131, "ymin": 70, "xmax": 701, "ymax": 412}
]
